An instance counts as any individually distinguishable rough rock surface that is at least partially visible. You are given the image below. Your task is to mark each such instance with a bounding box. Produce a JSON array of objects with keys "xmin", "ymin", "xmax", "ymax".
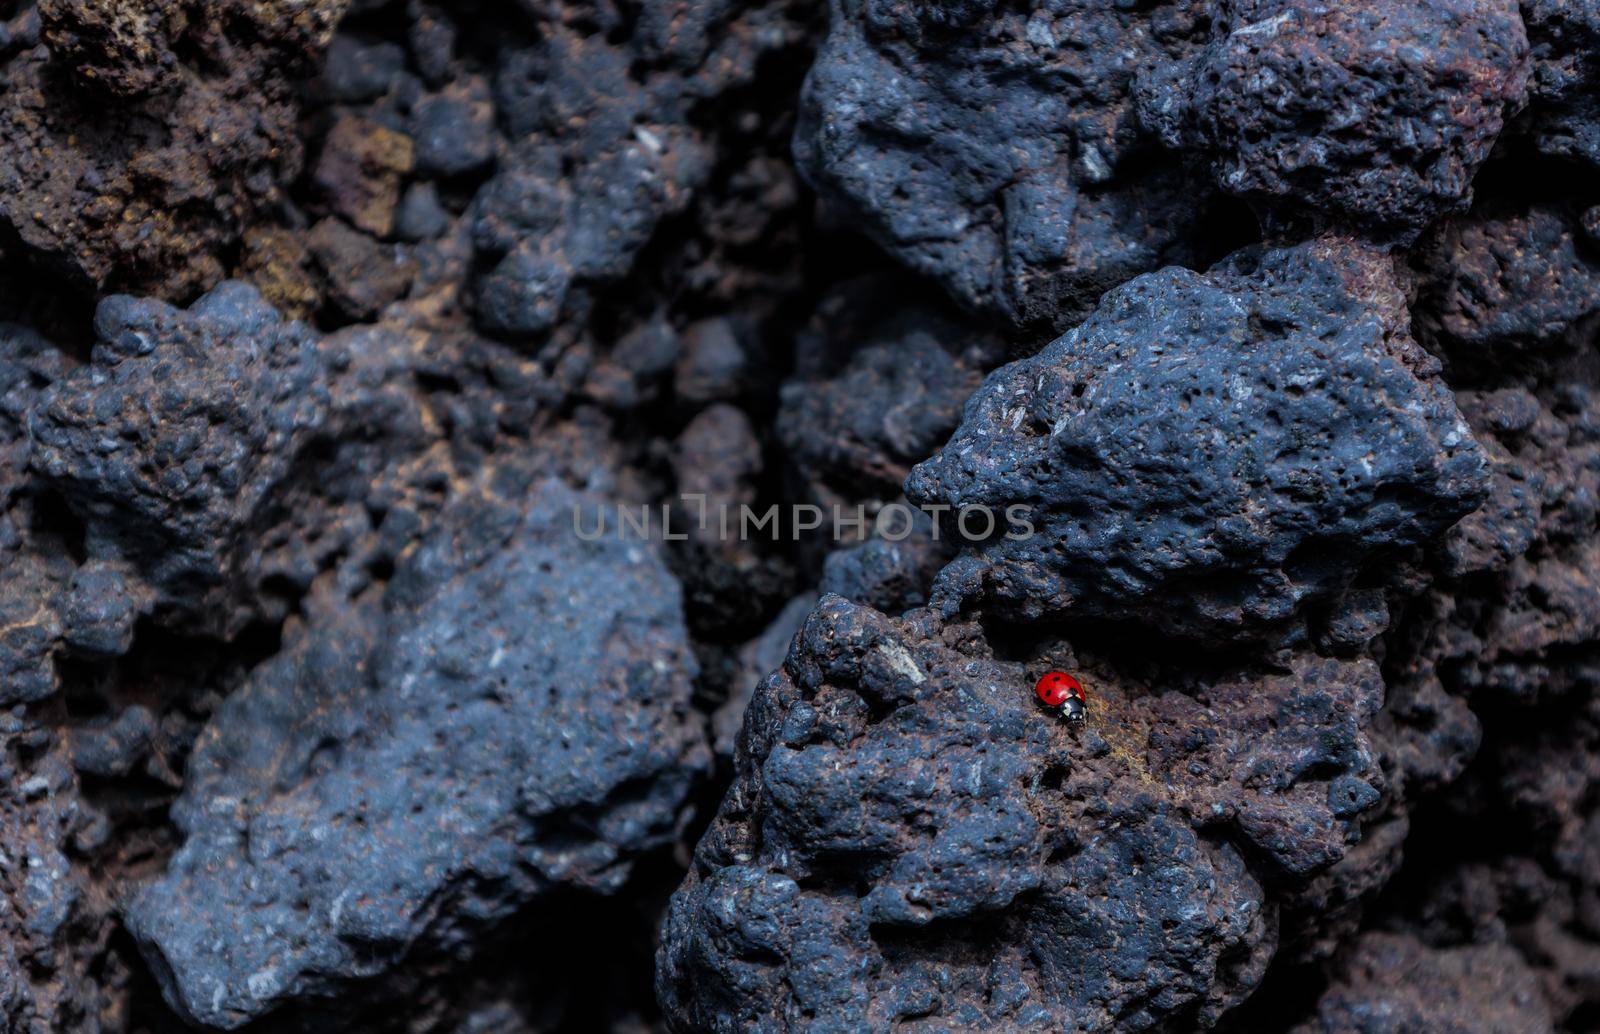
[
  {"xmin": 817, "ymin": 515, "xmax": 951, "ymax": 616},
  {"xmin": 0, "ymin": 716, "xmax": 104, "ymax": 1032},
  {"xmin": 1138, "ymin": 0, "xmax": 1531, "ymax": 240},
  {"xmin": 908, "ymin": 237, "xmax": 1488, "ymax": 641},
  {"xmin": 28, "ymin": 283, "xmax": 330, "ymax": 637},
  {"xmin": 1293, "ymin": 932, "xmax": 1554, "ymax": 1033},
  {"xmin": 793, "ymin": 0, "xmax": 1213, "ymax": 332},
  {"xmin": 1412, "ymin": 200, "xmax": 1600, "ymax": 374},
  {"xmin": 661, "ymin": 595, "xmax": 1392, "ymax": 1031},
  {"xmin": 778, "ymin": 281, "xmax": 1003, "ymax": 511},
  {"xmin": 468, "ymin": 0, "xmax": 805, "ymax": 341},
  {"xmin": 1521, "ymin": 0, "xmax": 1600, "ymax": 170},
  {"xmin": 0, "ymin": 0, "xmax": 346, "ymax": 297},
  {"xmin": 126, "ymin": 475, "xmax": 710, "ymax": 1029},
  {"xmin": 712, "ymin": 593, "xmax": 817, "ymax": 762},
  {"xmin": 0, "ymin": 0, "xmax": 1595, "ymax": 1030}
]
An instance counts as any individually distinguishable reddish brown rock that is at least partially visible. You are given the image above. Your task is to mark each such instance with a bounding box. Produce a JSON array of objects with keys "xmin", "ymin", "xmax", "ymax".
[
  {"xmin": 312, "ymin": 114, "xmax": 416, "ymax": 238},
  {"xmin": 0, "ymin": 0, "xmax": 347, "ymax": 297}
]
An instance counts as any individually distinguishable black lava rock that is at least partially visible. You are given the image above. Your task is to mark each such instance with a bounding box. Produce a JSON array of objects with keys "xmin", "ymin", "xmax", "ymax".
[
  {"xmin": 794, "ymin": 0, "xmax": 1210, "ymax": 332},
  {"xmin": 1138, "ymin": 0, "xmax": 1531, "ymax": 240},
  {"xmin": 660, "ymin": 595, "xmax": 1388, "ymax": 1031},
  {"xmin": 126, "ymin": 475, "xmax": 710, "ymax": 1029},
  {"xmin": 907, "ymin": 237, "xmax": 1489, "ymax": 642}
]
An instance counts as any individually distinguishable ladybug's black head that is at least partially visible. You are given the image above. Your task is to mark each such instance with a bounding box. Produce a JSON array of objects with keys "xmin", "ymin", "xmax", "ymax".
[{"xmin": 1061, "ymin": 697, "xmax": 1086, "ymax": 723}]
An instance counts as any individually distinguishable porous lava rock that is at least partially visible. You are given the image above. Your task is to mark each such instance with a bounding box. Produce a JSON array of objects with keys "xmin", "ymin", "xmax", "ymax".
[
  {"xmin": 776, "ymin": 280, "xmax": 1006, "ymax": 620},
  {"xmin": 0, "ymin": 724, "xmax": 106, "ymax": 1032},
  {"xmin": 1338, "ymin": 163, "xmax": 1600, "ymax": 1031},
  {"xmin": 660, "ymin": 594, "xmax": 1390, "ymax": 1031},
  {"xmin": 713, "ymin": 592, "xmax": 817, "ymax": 762},
  {"xmin": 1521, "ymin": 0, "xmax": 1600, "ymax": 170},
  {"xmin": 793, "ymin": 0, "xmax": 1210, "ymax": 332},
  {"xmin": 1393, "ymin": 200, "xmax": 1600, "ymax": 719},
  {"xmin": 1, "ymin": 322, "xmax": 75, "ymax": 703},
  {"xmin": 0, "ymin": 0, "xmax": 346, "ymax": 297},
  {"xmin": 1138, "ymin": 0, "xmax": 1531, "ymax": 240},
  {"xmin": 469, "ymin": 0, "xmax": 805, "ymax": 341},
  {"xmin": 817, "ymin": 512, "xmax": 952, "ymax": 616},
  {"xmin": 907, "ymin": 237, "xmax": 1489, "ymax": 642},
  {"xmin": 1412, "ymin": 200, "xmax": 1600, "ymax": 376},
  {"xmin": 1292, "ymin": 932, "xmax": 1554, "ymax": 1034},
  {"xmin": 126, "ymin": 474, "xmax": 710, "ymax": 1029},
  {"xmin": 778, "ymin": 283, "xmax": 1004, "ymax": 512},
  {"xmin": 23, "ymin": 277, "xmax": 580, "ymax": 646},
  {"xmin": 28, "ymin": 283, "xmax": 331, "ymax": 637},
  {"xmin": 1424, "ymin": 386, "xmax": 1600, "ymax": 705},
  {"xmin": 0, "ymin": 0, "xmax": 1595, "ymax": 1028}
]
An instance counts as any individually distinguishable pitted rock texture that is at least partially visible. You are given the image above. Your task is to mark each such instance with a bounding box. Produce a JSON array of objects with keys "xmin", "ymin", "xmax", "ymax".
[
  {"xmin": 0, "ymin": 724, "xmax": 106, "ymax": 1032},
  {"xmin": 778, "ymin": 280, "xmax": 1005, "ymax": 511},
  {"xmin": 1397, "ymin": 201, "xmax": 1600, "ymax": 719},
  {"xmin": 1294, "ymin": 932, "xmax": 1554, "ymax": 1034},
  {"xmin": 793, "ymin": 0, "xmax": 1211, "ymax": 332},
  {"xmin": 1412, "ymin": 200, "xmax": 1600, "ymax": 375},
  {"xmin": 0, "ymin": 320, "xmax": 64, "ymax": 474},
  {"xmin": 1138, "ymin": 0, "xmax": 1531, "ymax": 240},
  {"xmin": 817, "ymin": 513, "xmax": 952, "ymax": 616},
  {"xmin": 713, "ymin": 592, "xmax": 817, "ymax": 762},
  {"xmin": 0, "ymin": 0, "xmax": 1596, "ymax": 1029},
  {"xmin": 1, "ymin": 322, "xmax": 74, "ymax": 704},
  {"xmin": 0, "ymin": 0, "xmax": 345, "ymax": 297},
  {"xmin": 1420, "ymin": 384, "xmax": 1600, "ymax": 705},
  {"xmin": 1521, "ymin": 0, "xmax": 1600, "ymax": 170},
  {"xmin": 22, "ymin": 276, "xmax": 585, "ymax": 649},
  {"xmin": 907, "ymin": 237, "xmax": 1489, "ymax": 641},
  {"xmin": 777, "ymin": 279, "xmax": 1004, "ymax": 617},
  {"xmin": 467, "ymin": 0, "xmax": 805, "ymax": 341},
  {"xmin": 126, "ymin": 475, "xmax": 710, "ymax": 1029},
  {"xmin": 660, "ymin": 595, "xmax": 1393, "ymax": 1031},
  {"xmin": 28, "ymin": 283, "xmax": 331, "ymax": 637}
]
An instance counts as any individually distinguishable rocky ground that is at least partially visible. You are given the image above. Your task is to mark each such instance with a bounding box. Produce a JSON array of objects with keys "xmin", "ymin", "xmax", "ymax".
[{"xmin": 0, "ymin": 0, "xmax": 1596, "ymax": 1031}]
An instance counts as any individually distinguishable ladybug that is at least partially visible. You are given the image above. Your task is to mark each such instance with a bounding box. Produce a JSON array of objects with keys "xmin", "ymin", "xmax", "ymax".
[{"xmin": 1035, "ymin": 671, "xmax": 1086, "ymax": 723}]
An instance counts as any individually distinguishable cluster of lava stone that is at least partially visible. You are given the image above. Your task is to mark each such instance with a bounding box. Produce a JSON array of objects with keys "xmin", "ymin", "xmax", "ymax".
[{"xmin": 0, "ymin": 1, "xmax": 1596, "ymax": 1032}]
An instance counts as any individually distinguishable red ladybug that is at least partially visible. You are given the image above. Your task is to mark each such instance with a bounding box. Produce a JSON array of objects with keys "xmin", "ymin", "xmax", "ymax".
[{"xmin": 1035, "ymin": 672, "xmax": 1086, "ymax": 723}]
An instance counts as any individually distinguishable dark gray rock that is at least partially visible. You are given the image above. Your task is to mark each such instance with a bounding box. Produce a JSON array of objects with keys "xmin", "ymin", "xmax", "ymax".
[
  {"xmin": 69, "ymin": 704, "xmax": 159, "ymax": 778},
  {"xmin": 59, "ymin": 559, "xmax": 146, "ymax": 657},
  {"xmin": 321, "ymin": 34, "xmax": 407, "ymax": 104},
  {"xmin": 661, "ymin": 595, "xmax": 1389, "ymax": 1031},
  {"xmin": 1396, "ymin": 382, "xmax": 1600, "ymax": 710},
  {"xmin": 818, "ymin": 507, "xmax": 953, "ymax": 616},
  {"xmin": 1138, "ymin": 0, "xmax": 1530, "ymax": 240},
  {"xmin": 471, "ymin": 0, "xmax": 802, "ymax": 340},
  {"xmin": 1522, "ymin": 0, "xmax": 1600, "ymax": 171},
  {"xmin": 907, "ymin": 238, "xmax": 1489, "ymax": 642},
  {"xmin": 0, "ymin": 321, "xmax": 66, "ymax": 474},
  {"xmin": 674, "ymin": 318, "xmax": 748, "ymax": 408},
  {"xmin": 0, "ymin": 549, "xmax": 68, "ymax": 706},
  {"xmin": 396, "ymin": 181, "xmax": 452, "ymax": 242},
  {"xmin": 0, "ymin": 724, "xmax": 101, "ymax": 1031},
  {"xmin": 778, "ymin": 295, "xmax": 998, "ymax": 510},
  {"xmin": 713, "ymin": 593, "xmax": 817, "ymax": 761},
  {"xmin": 672, "ymin": 403, "xmax": 762, "ymax": 544},
  {"xmin": 0, "ymin": 323, "xmax": 75, "ymax": 705},
  {"xmin": 126, "ymin": 475, "xmax": 710, "ymax": 1029},
  {"xmin": 411, "ymin": 77, "xmax": 496, "ymax": 179},
  {"xmin": 28, "ymin": 282, "xmax": 329, "ymax": 637},
  {"xmin": 1412, "ymin": 202, "xmax": 1600, "ymax": 376},
  {"xmin": 1293, "ymin": 933, "xmax": 1553, "ymax": 1034},
  {"xmin": 794, "ymin": 0, "xmax": 1209, "ymax": 331}
]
